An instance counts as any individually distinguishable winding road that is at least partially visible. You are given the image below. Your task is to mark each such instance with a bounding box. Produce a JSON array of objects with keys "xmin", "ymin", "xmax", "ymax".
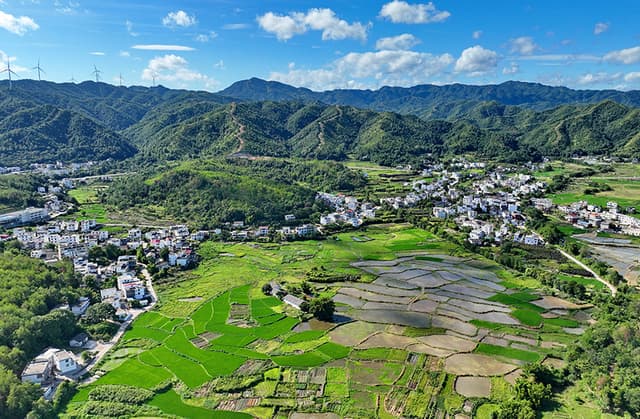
[{"xmin": 558, "ymin": 248, "xmax": 617, "ymax": 295}]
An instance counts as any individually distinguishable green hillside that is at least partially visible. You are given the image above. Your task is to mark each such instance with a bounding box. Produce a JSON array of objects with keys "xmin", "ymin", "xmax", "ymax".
[
  {"xmin": 0, "ymin": 97, "xmax": 136, "ymax": 165},
  {"xmin": 100, "ymin": 158, "xmax": 366, "ymax": 227}
]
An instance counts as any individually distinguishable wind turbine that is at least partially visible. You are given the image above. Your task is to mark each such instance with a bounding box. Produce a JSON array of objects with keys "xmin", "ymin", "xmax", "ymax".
[
  {"xmin": 1, "ymin": 60, "xmax": 18, "ymax": 90},
  {"xmin": 92, "ymin": 65, "xmax": 102, "ymax": 83},
  {"xmin": 32, "ymin": 59, "xmax": 45, "ymax": 81},
  {"xmin": 118, "ymin": 73, "xmax": 124, "ymax": 87},
  {"xmin": 69, "ymin": 74, "xmax": 77, "ymax": 83},
  {"xmin": 152, "ymin": 72, "xmax": 158, "ymax": 87}
]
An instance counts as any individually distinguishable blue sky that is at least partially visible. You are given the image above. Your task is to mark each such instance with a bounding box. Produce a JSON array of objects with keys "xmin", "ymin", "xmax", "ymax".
[{"xmin": 1, "ymin": 1, "xmax": 640, "ymax": 91}]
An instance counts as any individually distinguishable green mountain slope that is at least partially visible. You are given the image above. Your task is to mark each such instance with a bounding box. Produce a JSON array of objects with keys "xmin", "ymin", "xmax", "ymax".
[
  {"xmin": 0, "ymin": 97, "xmax": 136, "ymax": 165},
  {"xmin": 101, "ymin": 159, "xmax": 366, "ymax": 227}
]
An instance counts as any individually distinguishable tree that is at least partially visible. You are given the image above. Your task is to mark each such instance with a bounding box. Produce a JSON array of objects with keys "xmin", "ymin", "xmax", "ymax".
[
  {"xmin": 261, "ymin": 283, "xmax": 272, "ymax": 295},
  {"xmin": 308, "ymin": 297, "xmax": 335, "ymax": 321},
  {"xmin": 83, "ymin": 303, "xmax": 116, "ymax": 325},
  {"xmin": 496, "ymin": 399, "xmax": 536, "ymax": 419}
]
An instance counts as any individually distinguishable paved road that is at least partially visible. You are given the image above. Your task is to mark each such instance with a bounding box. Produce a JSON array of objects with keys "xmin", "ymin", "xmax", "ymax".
[
  {"xmin": 78, "ymin": 267, "xmax": 157, "ymax": 384},
  {"xmin": 558, "ymin": 248, "xmax": 617, "ymax": 295}
]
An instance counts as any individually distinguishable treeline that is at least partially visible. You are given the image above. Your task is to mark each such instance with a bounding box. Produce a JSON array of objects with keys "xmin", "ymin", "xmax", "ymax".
[
  {"xmin": 0, "ymin": 174, "xmax": 46, "ymax": 211},
  {"xmin": 101, "ymin": 159, "xmax": 365, "ymax": 228},
  {"xmin": 566, "ymin": 287, "xmax": 640, "ymax": 415},
  {"xmin": 0, "ymin": 249, "xmax": 85, "ymax": 417}
]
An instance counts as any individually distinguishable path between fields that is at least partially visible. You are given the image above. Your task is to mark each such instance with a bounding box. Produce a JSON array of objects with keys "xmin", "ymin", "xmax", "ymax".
[
  {"xmin": 229, "ymin": 102, "xmax": 247, "ymax": 156},
  {"xmin": 558, "ymin": 248, "xmax": 617, "ymax": 295},
  {"xmin": 77, "ymin": 267, "xmax": 157, "ymax": 384}
]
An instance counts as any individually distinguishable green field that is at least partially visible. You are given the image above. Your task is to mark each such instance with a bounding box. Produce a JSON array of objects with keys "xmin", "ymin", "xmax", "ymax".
[
  {"xmin": 475, "ymin": 343, "xmax": 542, "ymax": 363},
  {"xmin": 63, "ymin": 224, "xmax": 592, "ymax": 418}
]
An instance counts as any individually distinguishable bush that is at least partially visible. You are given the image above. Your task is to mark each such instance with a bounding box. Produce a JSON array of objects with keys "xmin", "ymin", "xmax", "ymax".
[{"xmin": 88, "ymin": 385, "xmax": 154, "ymax": 405}]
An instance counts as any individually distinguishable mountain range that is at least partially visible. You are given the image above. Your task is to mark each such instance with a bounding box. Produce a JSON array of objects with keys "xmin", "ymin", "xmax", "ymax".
[{"xmin": 0, "ymin": 78, "xmax": 638, "ymax": 166}]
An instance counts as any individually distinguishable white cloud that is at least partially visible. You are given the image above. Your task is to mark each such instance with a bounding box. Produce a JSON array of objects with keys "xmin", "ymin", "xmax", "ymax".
[
  {"xmin": 125, "ymin": 20, "xmax": 138, "ymax": 37},
  {"xmin": 594, "ymin": 22, "xmax": 609, "ymax": 35},
  {"xmin": 516, "ymin": 53, "xmax": 599, "ymax": 62},
  {"xmin": 213, "ymin": 59, "xmax": 225, "ymax": 70},
  {"xmin": 222, "ymin": 23, "xmax": 249, "ymax": 30},
  {"xmin": 603, "ymin": 46, "xmax": 640, "ymax": 64},
  {"xmin": 0, "ymin": 10, "xmax": 38, "ymax": 35},
  {"xmin": 119, "ymin": 51, "xmax": 130, "ymax": 57},
  {"xmin": 89, "ymin": 51, "xmax": 105, "ymax": 56},
  {"xmin": 132, "ymin": 44, "xmax": 195, "ymax": 51},
  {"xmin": 576, "ymin": 72, "xmax": 622, "ymax": 85},
  {"xmin": 379, "ymin": 1, "xmax": 450, "ymax": 24},
  {"xmin": 625, "ymin": 72, "xmax": 640, "ymax": 82},
  {"xmin": 162, "ymin": 10, "xmax": 196, "ymax": 28},
  {"xmin": 142, "ymin": 54, "xmax": 216, "ymax": 89},
  {"xmin": 375, "ymin": 33, "xmax": 420, "ymax": 50},
  {"xmin": 472, "ymin": 30, "xmax": 482, "ymax": 40},
  {"xmin": 55, "ymin": 1, "xmax": 80, "ymax": 15},
  {"xmin": 269, "ymin": 49, "xmax": 454, "ymax": 90},
  {"xmin": 0, "ymin": 50, "xmax": 27, "ymax": 73},
  {"xmin": 454, "ymin": 45, "xmax": 498, "ymax": 76},
  {"xmin": 195, "ymin": 31, "xmax": 218, "ymax": 42},
  {"xmin": 508, "ymin": 36, "xmax": 538, "ymax": 55},
  {"xmin": 502, "ymin": 62, "xmax": 519, "ymax": 75},
  {"xmin": 257, "ymin": 8, "xmax": 369, "ymax": 41},
  {"xmin": 257, "ymin": 12, "xmax": 306, "ymax": 41}
]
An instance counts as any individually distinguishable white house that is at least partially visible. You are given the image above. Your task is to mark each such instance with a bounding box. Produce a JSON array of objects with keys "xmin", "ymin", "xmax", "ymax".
[
  {"xmin": 71, "ymin": 297, "xmax": 91, "ymax": 316},
  {"xmin": 52, "ymin": 350, "xmax": 78, "ymax": 374},
  {"xmin": 283, "ymin": 294, "xmax": 304, "ymax": 310}
]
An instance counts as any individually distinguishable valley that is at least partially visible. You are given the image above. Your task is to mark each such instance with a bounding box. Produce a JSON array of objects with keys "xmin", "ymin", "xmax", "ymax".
[{"xmin": 0, "ymin": 79, "xmax": 639, "ymax": 419}]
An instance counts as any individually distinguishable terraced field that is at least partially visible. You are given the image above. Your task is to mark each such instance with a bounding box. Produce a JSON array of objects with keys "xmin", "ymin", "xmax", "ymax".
[{"xmin": 63, "ymin": 225, "xmax": 591, "ymax": 418}]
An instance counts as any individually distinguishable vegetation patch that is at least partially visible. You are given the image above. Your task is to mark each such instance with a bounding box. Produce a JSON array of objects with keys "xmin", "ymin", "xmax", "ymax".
[{"xmin": 475, "ymin": 343, "xmax": 541, "ymax": 363}]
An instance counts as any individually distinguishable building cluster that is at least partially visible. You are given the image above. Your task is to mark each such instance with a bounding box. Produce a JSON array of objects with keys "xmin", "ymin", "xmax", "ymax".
[
  {"xmin": 317, "ymin": 192, "xmax": 377, "ymax": 228},
  {"xmin": 559, "ymin": 200, "xmax": 640, "ymax": 236},
  {"xmin": 381, "ymin": 163, "xmax": 548, "ymax": 246},
  {"xmin": 21, "ymin": 347, "xmax": 81, "ymax": 393},
  {"xmin": 228, "ymin": 218, "xmax": 319, "ymax": 241},
  {"xmin": 0, "ymin": 207, "xmax": 50, "ymax": 229},
  {"xmin": 0, "ymin": 161, "xmax": 96, "ymax": 176}
]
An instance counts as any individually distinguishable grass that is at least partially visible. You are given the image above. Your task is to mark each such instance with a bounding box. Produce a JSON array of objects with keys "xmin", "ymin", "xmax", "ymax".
[
  {"xmin": 149, "ymin": 389, "xmax": 251, "ymax": 419},
  {"xmin": 272, "ymin": 352, "xmax": 328, "ymax": 368},
  {"xmin": 147, "ymin": 347, "xmax": 211, "ymax": 388},
  {"xmin": 558, "ymin": 273, "xmax": 605, "ymax": 290},
  {"xmin": 489, "ymin": 293, "xmax": 546, "ymax": 313},
  {"xmin": 316, "ymin": 342, "xmax": 351, "ymax": 359},
  {"xmin": 475, "ymin": 343, "xmax": 542, "ymax": 363},
  {"xmin": 476, "ymin": 403, "xmax": 500, "ymax": 419},
  {"xmin": 545, "ymin": 317, "xmax": 580, "ymax": 328},
  {"xmin": 283, "ymin": 330, "xmax": 325, "ymax": 343},
  {"xmin": 512, "ymin": 309, "xmax": 543, "ymax": 327},
  {"xmin": 93, "ymin": 358, "xmax": 172, "ymax": 389}
]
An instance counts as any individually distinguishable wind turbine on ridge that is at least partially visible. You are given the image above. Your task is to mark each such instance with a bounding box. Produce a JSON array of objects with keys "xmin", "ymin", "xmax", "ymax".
[
  {"xmin": 1, "ymin": 60, "xmax": 18, "ymax": 90},
  {"xmin": 92, "ymin": 65, "xmax": 102, "ymax": 83},
  {"xmin": 32, "ymin": 59, "xmax": 45, "ymax": 81},
  {"xmin": 118, "ymin": 73, "xmax": 124, "ymax": 87}
]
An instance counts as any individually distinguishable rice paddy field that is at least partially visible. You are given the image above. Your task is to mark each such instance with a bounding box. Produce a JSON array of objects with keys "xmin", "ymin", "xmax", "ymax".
[{"xmin": 63, "ymin": 224, "xmax": 592, "ymax": 418}]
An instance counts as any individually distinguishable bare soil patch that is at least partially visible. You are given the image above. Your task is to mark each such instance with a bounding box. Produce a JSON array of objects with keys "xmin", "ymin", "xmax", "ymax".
[
  {"xmin": 455, "ymin": 376, "xmax": 492, "ymax": 398},
  {"xmin": 445, "ymin": 354, "xmax": 517, "ymax": 376},
  {"xmin": 417, "ymin": 334, "xmax": 477, "ymax": 352}
]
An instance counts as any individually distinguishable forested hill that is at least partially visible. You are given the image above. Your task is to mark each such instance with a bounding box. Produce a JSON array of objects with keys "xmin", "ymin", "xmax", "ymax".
[
  {"xmin": 0, "ymin": 80, "xmax": 229, "ymax": 131},
  {"xmin": 220, "ymin": 78, "xmax": 640, "ymax": 118},
  {"xmin": 0, "ymin": 95, "xmax": 137, "ymax": 166},
  {"xmin": 128, "ymin": 100, "xmax": 640, "ymax": 165},
  {"xmin": 1, "ymin": 79, "xmax": 639, "ymax": 165}
]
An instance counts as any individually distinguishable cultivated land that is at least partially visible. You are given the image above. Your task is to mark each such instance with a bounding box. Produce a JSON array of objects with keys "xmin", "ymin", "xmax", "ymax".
[{"xmin": 64, "ymin": 224, "xmax": 591, "ymax": 418}]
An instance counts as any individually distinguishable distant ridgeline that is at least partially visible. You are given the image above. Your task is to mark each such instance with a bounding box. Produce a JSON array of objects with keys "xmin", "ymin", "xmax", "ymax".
[{"xmin": 1, "ymin": 79, "xmax": 639, "ymax": 165}]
